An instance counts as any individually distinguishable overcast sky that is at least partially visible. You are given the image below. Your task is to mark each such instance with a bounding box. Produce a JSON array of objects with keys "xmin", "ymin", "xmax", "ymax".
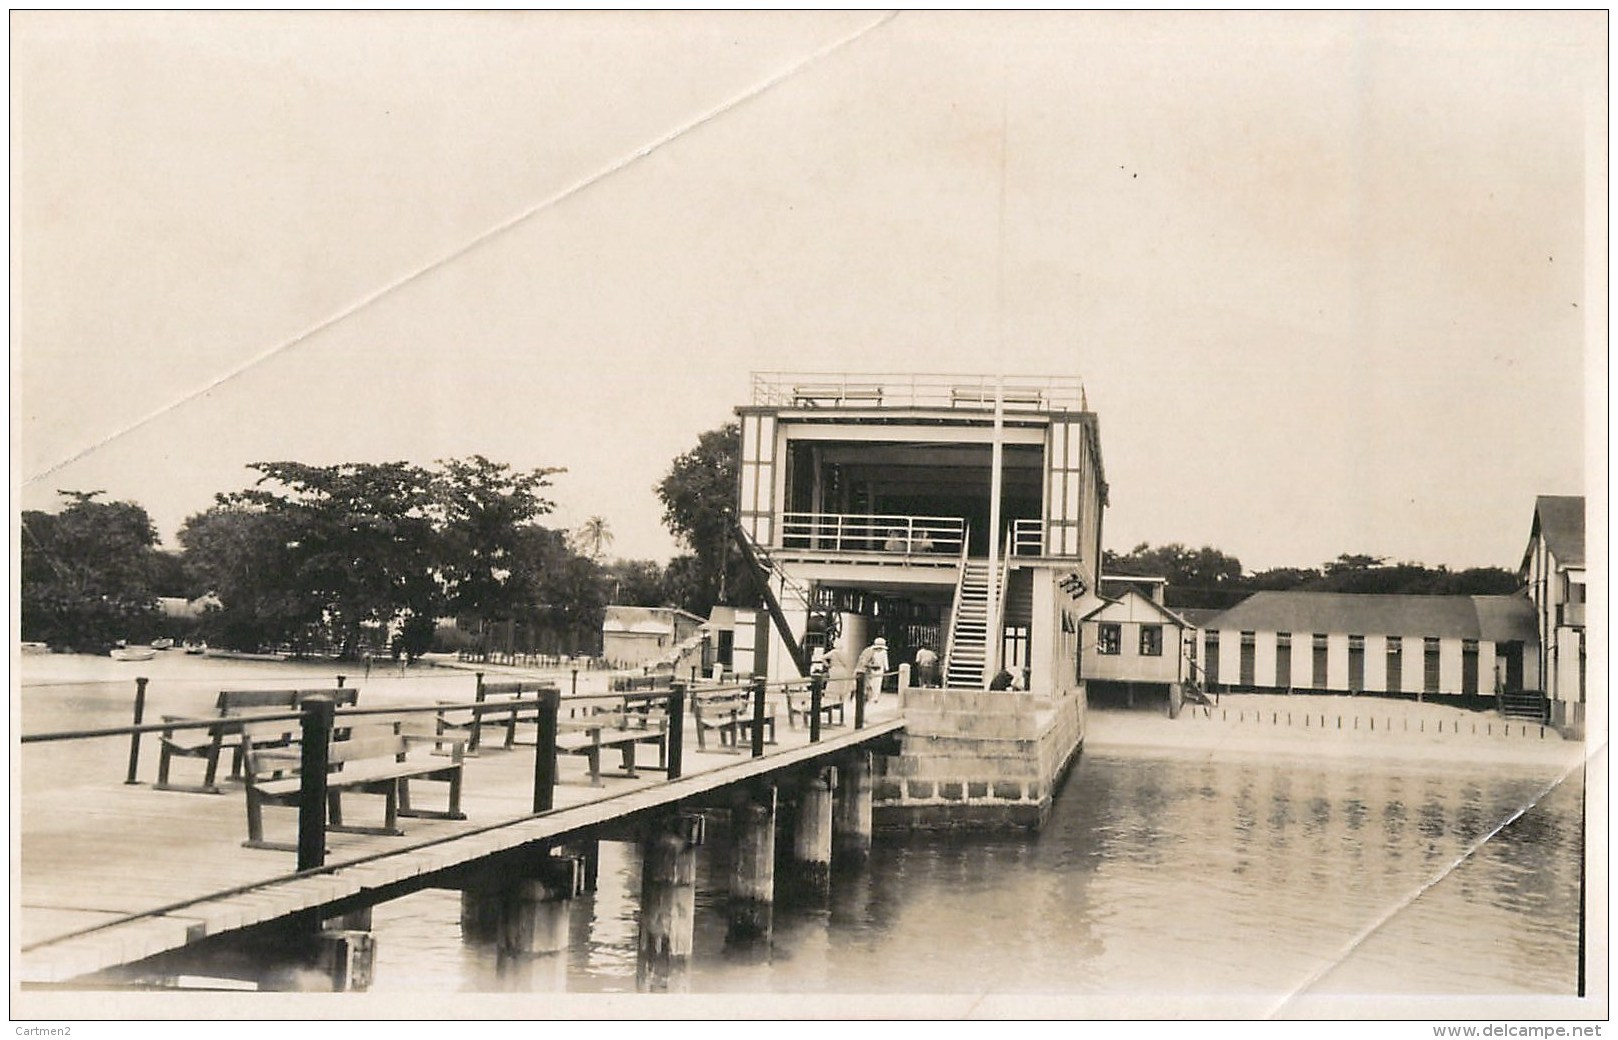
[{"xmin": 12, "ymin": 11, "xmax": 1603, "ymax": 575}]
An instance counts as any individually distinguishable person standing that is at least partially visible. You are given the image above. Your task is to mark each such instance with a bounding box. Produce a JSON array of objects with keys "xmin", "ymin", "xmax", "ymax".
[
  {"xmin": 855, "ymin": 636, "xmax": 890, "ymax": 702},
  {"xmin": 914, "ymin": 644, "xmax": 939, "ymax": 687}
]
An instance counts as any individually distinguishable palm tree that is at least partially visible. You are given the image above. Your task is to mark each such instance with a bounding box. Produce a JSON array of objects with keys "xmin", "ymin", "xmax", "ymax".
[{"xmin": 575, "ymin": 516, "xmax": 613, "ymax": 562}]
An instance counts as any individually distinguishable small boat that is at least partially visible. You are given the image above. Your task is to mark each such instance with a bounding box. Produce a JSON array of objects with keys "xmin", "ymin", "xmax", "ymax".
[
  {"xmin": 183, "ymin": 642, "xmax": 206, "ymax": 655},
  {"xmin": 110, "ymin": 646, "xmax": 157, "ymax": 662},
  {"xmin": 151, "ymin": 638, "xmax": 175, "ymax": 651},
  {"xmin": 20, "ymin": 641, "xmax": 49, "ymax": 655}
]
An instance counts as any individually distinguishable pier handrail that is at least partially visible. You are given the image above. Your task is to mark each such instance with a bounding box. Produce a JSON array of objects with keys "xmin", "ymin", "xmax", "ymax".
[{"xmin": 750, "ymin": 372, "xmax": 1086, "ymax": 412}]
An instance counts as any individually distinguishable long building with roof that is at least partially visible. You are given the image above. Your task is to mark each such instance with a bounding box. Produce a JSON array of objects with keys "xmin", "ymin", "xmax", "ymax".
[{"xmin": 1194, "ymin": 590, "xmax": 1540, "ymax": 708}]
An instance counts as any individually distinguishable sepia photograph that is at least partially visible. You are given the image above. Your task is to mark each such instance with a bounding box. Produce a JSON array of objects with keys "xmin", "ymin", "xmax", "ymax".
[{"xmin": 10, "ymin": 9, "xmax": 1607, "ymax": 1028}]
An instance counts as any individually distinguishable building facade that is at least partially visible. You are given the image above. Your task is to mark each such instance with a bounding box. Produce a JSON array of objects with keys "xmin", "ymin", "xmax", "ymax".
[
  {"xmin": 601, "ymin": 605, "xmax": 706, "ymax": 670},
  {"xmin": 1196, "ymin": 591, "xmax": 1539, "ymax": 704},
  {"xmin": 734, "ymin": 372, "xmax": 1107, "ymax": 694},
  {"xmin": 1079, "ymin": 576, "xmax": 1198, "ymax": 710},
  {"xmin": 1521, "ymin": 495, "xmax": 1587, "ymax": 733}
]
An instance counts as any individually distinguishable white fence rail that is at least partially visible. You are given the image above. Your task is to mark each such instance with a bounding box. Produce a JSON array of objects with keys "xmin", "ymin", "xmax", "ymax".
[
  {"xmin": 750, "ymin": 372, "xmax": 1086, "ymax": 412},
  {"xmin": 779, "ymin": 513, "xmax": 966, "ymax": 557}
]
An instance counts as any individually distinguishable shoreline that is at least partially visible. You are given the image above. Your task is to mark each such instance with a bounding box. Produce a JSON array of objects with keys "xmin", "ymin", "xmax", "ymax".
[{"xmin": 1085, "ymin": 692, "xmax": 1589, "ymax": 772}]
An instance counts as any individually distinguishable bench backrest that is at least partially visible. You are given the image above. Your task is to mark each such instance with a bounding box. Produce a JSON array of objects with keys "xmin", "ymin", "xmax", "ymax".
[
  {"xmin": 240, "ymin": 720, "xmax": 408, "ymax": 781},
  {"xmin": 216, "ymin": 688, "xmax": 359, "ymax": 716},
  {"xmin": 691, "ymin": 689, "xmax": 751, "ymax": 719},
  {"xmin": 480, "ymin": 681, "xmax": 556, "ymax": 698}
]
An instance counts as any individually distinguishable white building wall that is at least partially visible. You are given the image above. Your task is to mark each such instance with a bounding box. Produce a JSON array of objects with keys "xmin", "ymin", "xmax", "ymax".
[
  {"xmin": 1478, "ymin": 639, "xmax": 1497, "ymax": 694},
  {"xmin": 1364, "ymin": 635, "xmax": 1388, "ymax": 693},
  {"xmin": 733, "ymin": 609, "xmax": 758, "ymax": 677},
  {"xmin": 1395, "ymin": 638, "xmax": 1420, "ymax": 694},
  {"xmin": 1439, "ymin": 637, "xmax": 1464, "ymax": 694},
  {"xmin": 1291, "ymin": 638, "xmax": 1312, "ymax": 690},
  {"xmin": 1326, "ymin": 633, "xmax": 1350, "ymax": 690}
]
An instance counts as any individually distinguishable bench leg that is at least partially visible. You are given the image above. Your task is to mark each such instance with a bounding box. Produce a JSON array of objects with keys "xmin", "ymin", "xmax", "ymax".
[
  {"xmin": 621, "ymin": 741, "xmax": 638, "ymax": 779},
  {"xmin": 587, "ymin": 748, "xmax": 603, "ymax": 787}
]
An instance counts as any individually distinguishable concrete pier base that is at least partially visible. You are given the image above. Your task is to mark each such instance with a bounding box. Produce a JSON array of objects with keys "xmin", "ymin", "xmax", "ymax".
[
  {"xmin": 833, "ymin": 753, "xmax": 873, "ymax": 868},
  {"xmin": 460, "ymin": 854, "xmax": 582, "ymax": 958},
  {"xmin": 790, "ymin": 767, "xmax": 837, "ymax": 895},
  {"xmin": 727, "ymin": 786, "xmax": 776, "ymax": 944},
  {"xmin": 637, "ymin": 813, "xmax": 704, "ymax": 992}
]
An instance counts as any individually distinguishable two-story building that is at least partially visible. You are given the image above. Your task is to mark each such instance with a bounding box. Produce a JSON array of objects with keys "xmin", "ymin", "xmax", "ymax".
[
  {"xmin": 1521, "ymin": 494, "xmax": 1587, "ymax": 735},
  {"xmin": 733, "ymin": 372, "xmax": 1107, "ymax": 695}
]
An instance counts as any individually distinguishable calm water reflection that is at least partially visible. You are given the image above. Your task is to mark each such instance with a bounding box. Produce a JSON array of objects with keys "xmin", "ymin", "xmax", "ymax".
[{"xmin": 367, "ymin": 742, "xmax": 1584, "ymax": 999}]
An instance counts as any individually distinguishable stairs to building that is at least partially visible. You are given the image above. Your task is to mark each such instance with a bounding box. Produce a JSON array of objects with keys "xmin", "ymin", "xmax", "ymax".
[
  {"xmin": 945, "ymin": 559, "xmax": 999, "ymax": 688},
  {"xmin": 1498, "ymin": 690, "xmax": 1549, "ymax": 722}
]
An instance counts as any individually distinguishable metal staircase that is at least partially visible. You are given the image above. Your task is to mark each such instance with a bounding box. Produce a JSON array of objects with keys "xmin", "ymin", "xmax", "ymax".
[{"xmin": 944, "ymin": 558, "xmax": 1001, "ymax": 688}]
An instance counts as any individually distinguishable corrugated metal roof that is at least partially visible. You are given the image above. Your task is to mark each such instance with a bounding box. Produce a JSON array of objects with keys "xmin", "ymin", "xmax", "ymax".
[
  {"xmin": 1204, "ymin": 591, "xmax": 1536, "ymax": 642},
  {"xmin": 1533, "ymin": 495, "xmax": 1585, "ymax": 568}
]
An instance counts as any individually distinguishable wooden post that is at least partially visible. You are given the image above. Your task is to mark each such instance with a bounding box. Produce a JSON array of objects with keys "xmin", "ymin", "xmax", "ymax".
[
  {"xmin": 124, "ymin": 676, "xmax": 149, "ymax": 785},
  {"xmin": 810, "ymin": 674, "xmax": 825, "ymax": 742},
  {"xmin": 853, "ymin": 672, "xmax": 866, "ymax": 730},
  {"xmin": 297, "ymin": 696, "xmax": 335, "ymax": 872},
  {"xmin": 531, "ymin": 687, "xmax": 560, "ymax": 813},
  {"xmin": 833, "ymin": 752, "xmax": 873, "ymax": 867},
  {"xmin": 335, "ymin": 674, "xmax": 346, "ymax": 688},
  {"xmin": 571, "ymin": 668, "xmax": 579, "ymax": 696},
  {"xmin": 791, "ymin": 766, "xmax": 837, "ymax": 895},
  {"xmin": 750, "ymin": 675, "xmax": 768, "ymax": 757},
  {"xmin": 470, "ymin": 672, "xmax": 488, "ymax": 754},
  {"xmin": 666, "ymin": 683, "xmax": 686, "ymax": 780},
  {"xmin": 315, "ymin": 929, "xmax": 375, "ymax": 991},
  {"xmin": 637, "ymin": 813, "xmax": 703, "ymax": 992},
  {"xmin": 728, "ymin": 785, "xmax": 776, "ymax": 943}
]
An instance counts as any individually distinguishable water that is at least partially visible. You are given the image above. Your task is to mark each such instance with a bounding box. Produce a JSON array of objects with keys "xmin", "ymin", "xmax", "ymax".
[{"xmin": 364, "ymin": 737, "xmax": 1585, "ymax": 1002}]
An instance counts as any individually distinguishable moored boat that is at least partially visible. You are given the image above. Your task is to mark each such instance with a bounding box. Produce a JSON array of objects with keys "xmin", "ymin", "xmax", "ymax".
[{"xmin": 110, "ymin": 646, "xmax": 157, "ymax": 662}]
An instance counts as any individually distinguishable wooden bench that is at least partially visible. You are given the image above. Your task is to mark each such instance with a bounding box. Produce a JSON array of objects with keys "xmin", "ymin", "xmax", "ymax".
[
  {"xmin": 555, "ymin": 709, "xmax": 668, "ymax": 787},
  {"xmin": 156, "ymin": 687, "xmax": 358, "ymax": 794},
  {"xmin": 950, "ymin": 386, "xmax": 1045, "ymax": 409},
  {"xmin": 690, "ymin": 687, "xmax": 776, "ymax": 752},
  {"xmin": 435, "ymin": 681, "xmax": 557, "ymax": 753},
  {"xmin": 240, "ymin": 719, "xmax": 466, "ymax": 851},
  {"xmin": 783, "ymin": 683, "xmax": 845, "ymax": 730},
  {"xmin": 791, "ymin": 383, "xmax": 884, "ymax": 408}
]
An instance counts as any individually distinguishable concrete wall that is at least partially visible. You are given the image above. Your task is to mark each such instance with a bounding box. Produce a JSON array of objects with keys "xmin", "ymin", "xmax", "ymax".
[{"xmin": 874, "ymin": 684, "xmax": 1087, "ymax": 832}]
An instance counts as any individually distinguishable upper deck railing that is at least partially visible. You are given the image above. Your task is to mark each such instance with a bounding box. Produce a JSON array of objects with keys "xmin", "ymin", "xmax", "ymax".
[{"xmin": 749, "ymin": 373, "xmax": 1087, "ymax": 412}]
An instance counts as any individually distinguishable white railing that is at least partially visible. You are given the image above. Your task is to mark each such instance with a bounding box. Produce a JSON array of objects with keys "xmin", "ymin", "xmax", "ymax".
[
  {"xmin": 778, "ymin": 513, "xmax": 966, "ymax": 557},
  {"xmin": 1011, "ymin": 519, "xmax": 1045, "ymax": 556},
  {"xmin": 750, "ymin": 372, "xmax": 1087, "ymax": 412},
  {"xmin": 942, "ymin": 527, "xmax": 972, "ymax": 676}
]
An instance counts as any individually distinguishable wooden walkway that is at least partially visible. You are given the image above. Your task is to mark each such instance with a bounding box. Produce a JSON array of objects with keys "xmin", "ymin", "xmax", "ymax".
[{"xmin": 18, "ymin": 694, "xmax": 903, "ymax": 985}]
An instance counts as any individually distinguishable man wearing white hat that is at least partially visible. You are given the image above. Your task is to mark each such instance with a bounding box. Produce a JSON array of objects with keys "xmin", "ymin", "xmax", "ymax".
[{"xmin": 855, "ymin": 636, "xmax": 890, "ymax": 704}]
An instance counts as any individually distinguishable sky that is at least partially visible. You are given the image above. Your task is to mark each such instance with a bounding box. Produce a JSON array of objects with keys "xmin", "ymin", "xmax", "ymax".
[{"xmin": 11, "ymin": 11, "xmax": 1604, "ymax": 576}]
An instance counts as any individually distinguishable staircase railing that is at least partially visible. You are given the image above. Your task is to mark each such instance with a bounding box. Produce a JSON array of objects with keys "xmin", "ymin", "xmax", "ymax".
[
  {"xmin": 942, "ymin": 527, "xmax": 972, "ymax": 683},
  {"xmin": 985, "ymin": 534, "xmax": 1012, "ymax": 684}
]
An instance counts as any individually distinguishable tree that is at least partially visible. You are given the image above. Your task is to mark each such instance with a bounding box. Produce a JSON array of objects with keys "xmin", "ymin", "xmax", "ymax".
[
  {"xmin": 179, "ymin": 504, "xmax": 313, "ymax": 651},
  {"xmin": 655, "ymin": 421, "xmax": 752, "ymax": 617},
  {"xmin": 218, "ymin": 461, "xmax": 442, "ymax": 657},
  {"xmin": 1104, "ymin": 542, "xmax": 1246, "ymax": 608},
  {"xmin": 603, "ymin": 558, "xmax": 666, "ymax": 606},
  {"xmin": 21, "ymin": 491, "xmax": 163, "ymax": 649},
  {"xmin": 572, "ymin": 516, "xmax": 613, "ymax": 562},
  {"xmin": 432, "ymin": 455, "xmax": 562, "ymax": 648}
]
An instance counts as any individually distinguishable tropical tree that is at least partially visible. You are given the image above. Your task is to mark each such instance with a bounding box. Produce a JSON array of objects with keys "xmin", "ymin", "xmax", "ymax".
[
  {"xmin": 432, "ymin": 455, "xmax": 562, "ymax": 654},
  {"xmin": 655, "ymin": 421, "xmax": 753, "ymax": 616},
  {"xmin": 20, "ymin": 491, "xmax": 164, "ymax": 649},
  {"xmin": 572, "ymin": 515, "xmax": 613, "ymax": 562}
]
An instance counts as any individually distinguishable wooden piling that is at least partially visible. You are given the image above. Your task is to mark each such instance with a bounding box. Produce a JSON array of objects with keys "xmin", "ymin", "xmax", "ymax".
[
  {"xmin": 833, "ymin": 752, "xmax": 873, "ymax": 866},
  {"xmin": 751, "ymin": 676, "xmax": 768, "ymax": 757},
  {"xmin": 666, "ymin": 683, "xmax": 686, "ymax": 780},
  {"xmin": 637, "ymin": 814, "xmax": 703, "ymax": 992},
  {"xmin": 790, "ymin": 766, "xmax": 837, "ymax": 894},
  {"xmin": 728, "ymin": 786, "xmax": 776, "ymax": 943}
]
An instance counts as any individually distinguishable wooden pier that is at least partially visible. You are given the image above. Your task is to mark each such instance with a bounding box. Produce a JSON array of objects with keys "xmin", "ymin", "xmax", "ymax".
[{"xmin": 18, "ymin": 678, "xmax": 902, "ymax": 989}]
